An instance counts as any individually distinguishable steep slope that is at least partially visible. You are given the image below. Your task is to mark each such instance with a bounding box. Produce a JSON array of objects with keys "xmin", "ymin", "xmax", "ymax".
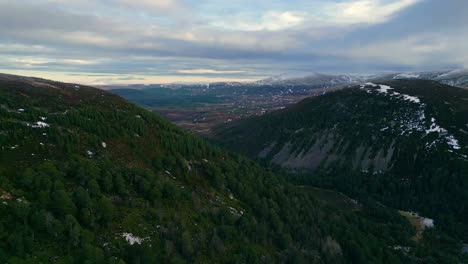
[
  {"xmin": 215, "ymin": 79, "xmax": 468, "ymax": 242},
  {"xmin": 0, "ymin": 74, "xmax": 443, "ymax": 263}
]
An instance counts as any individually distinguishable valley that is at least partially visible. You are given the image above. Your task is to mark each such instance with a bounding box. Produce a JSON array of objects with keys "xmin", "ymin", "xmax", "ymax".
[
  {"xmin": 109, "ymin": 82, "xmax": 344, "ymax": 135},
  {"xmin": 107, "ymin": 73, "xmax": 468, "ymax": 262},
  {"xmin": 2, "ymin": 73, "xmax": 452, "ymax": 263},
  {"xmin": 2, "ymin": 1, "xmax": 467, "ymax": 262},
  {"xmin": 110, "ymin": 70, "xmax": 468, "ymax": 136}
]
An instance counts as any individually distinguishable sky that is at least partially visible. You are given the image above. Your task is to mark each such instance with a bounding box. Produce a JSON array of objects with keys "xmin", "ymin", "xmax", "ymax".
[{"xmin": 0, "ymin": 0, "xmax": 467, "ymax": 84}]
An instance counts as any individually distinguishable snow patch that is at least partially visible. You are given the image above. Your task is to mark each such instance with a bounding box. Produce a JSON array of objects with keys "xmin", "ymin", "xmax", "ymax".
[
  {"xmin": 363, "ymin": 84, "xmax": 463, "ymax": 151},
  {"xmin": 402, "ymin": 94, "xmax": 421, "ymax": 104},
  {"xmin": 376, "ymin": 84, "xmax": 393, "ymax": 94},
  {"xmin": 422, "ymin": 218, "xmax": 434, "ymax": 228},
  {"xmin": 425, "ymin": 118, "xmax": 462, "ymax": 150},
  {"xmin": 446, "ymin": 136, "xmax": 461, "ymax": 150},
  {"xmin": 426, "ymin": 118, "xmax": 447, "ymax": 134},
  {"xmin": 121, "ymin": 233, "xmax": 146, "ymax": 245},
  {"xmin": 404, "ymin": 211, "xmax": 435, "ymax": 229},
  {"xmin": 32, "ymin": 121, "xmax": 50, "ymax": 128}
]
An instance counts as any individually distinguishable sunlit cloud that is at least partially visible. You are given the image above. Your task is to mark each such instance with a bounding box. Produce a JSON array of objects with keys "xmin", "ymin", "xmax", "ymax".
[
  {"xmin": 176, "ymin": 69, "xmax": 249, "ymax": 74},
  {"xmin": 0, "ymin": 0, "xmax": 465, "ymax": 84},
  {"xmin": 324, "ymin": 0, "xmax": 422, "ymax": 25},
  {"xmin": 212, "ymin": 11, "xmax": 306, "ymax": 31}
]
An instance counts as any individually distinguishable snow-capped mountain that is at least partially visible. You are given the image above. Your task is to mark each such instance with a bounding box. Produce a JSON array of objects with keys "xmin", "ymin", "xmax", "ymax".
[
  {"xmin": 254, "ymin": 72, "xmax": 368, "ymax": 86},
  {"xmin": 383, "ymin": 70, "xmax": 468, "ymax": 87},
  {"xmin": 254, "ymin": 70, "xmax": 468, "ymax": 88}
]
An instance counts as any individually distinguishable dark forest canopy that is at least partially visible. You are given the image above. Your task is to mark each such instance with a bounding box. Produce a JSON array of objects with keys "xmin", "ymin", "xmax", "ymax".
[{"xmin": 215, "ymin": 79, "xmax": 468, "ymax": 262}]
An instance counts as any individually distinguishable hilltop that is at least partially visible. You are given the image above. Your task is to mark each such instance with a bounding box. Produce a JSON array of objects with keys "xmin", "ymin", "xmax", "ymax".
[{"xmin": 214, "ymin": 79, "xmax": 468, "ymax": 256}]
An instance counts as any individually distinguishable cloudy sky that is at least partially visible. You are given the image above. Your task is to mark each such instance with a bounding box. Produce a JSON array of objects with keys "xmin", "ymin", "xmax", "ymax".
[{"xmin": 0, "ymin": 0, "xmax": 467, "ymax": 84}]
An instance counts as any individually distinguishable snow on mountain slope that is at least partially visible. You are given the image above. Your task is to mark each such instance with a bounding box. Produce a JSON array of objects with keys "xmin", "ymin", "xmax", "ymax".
[
  {"xmin": 255, "ymin": 70, "xmax": 468, "ymax": 88},
  {"xmin": 255, "ymin": 73, "xmax": 367, "ymax": 86},
  {"xmin": 360, "ymin": 83, "xmax": 463, "ymax": 153}
]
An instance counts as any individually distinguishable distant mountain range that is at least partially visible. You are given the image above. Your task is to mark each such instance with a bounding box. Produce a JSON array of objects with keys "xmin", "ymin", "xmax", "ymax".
[
  {"xmin": 98, "ymin": 69, "xmax": 468, "ymax": 91},
  {"xmin": 388, "ymin": 69, "xmax": 468, "ymax": 87},
  {"xmin": 254, "ymin": 72, "xmax": 368, "ymax": 86},
  {"xmin": 254, "ymin": 70, "xmax": 468, "ymax": 88}
]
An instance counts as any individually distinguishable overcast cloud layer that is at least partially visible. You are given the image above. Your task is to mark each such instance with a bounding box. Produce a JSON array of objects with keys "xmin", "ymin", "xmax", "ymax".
[{"xmin": 0, "ymin": 0, "xmax": 467, "ymax": 84}]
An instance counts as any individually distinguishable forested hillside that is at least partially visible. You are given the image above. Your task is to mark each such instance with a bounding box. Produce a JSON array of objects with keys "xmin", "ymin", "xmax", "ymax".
[
  {"xmin": 215, "ymin": 80, "xmax": 468, "ymax": 254},
  {"xmin": 2, "ymin": 74, "xmax": 459, "ymax": 263}
]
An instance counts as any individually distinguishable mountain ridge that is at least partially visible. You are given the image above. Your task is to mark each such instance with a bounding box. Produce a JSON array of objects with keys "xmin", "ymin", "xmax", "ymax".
[
  {"xmin": 214, "ymin": 79, "xmax": 468, "ymax": 245},
  {"xmin": 2, "ymin": 73, "xmax": 453, "ymax": 263}
]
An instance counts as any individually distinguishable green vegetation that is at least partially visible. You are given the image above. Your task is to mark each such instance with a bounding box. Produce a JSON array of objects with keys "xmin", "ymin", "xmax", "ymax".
[
  {"xmin": 215, "ymin": 80, "xmax": 468, "ymax": 262},
  {"xmin": 111, "ymin": 87, "xmax": 225, "ymax": 108},
  {"xmin": 0, "ymin": 75, "xmax": 443, "ymax": 263}
]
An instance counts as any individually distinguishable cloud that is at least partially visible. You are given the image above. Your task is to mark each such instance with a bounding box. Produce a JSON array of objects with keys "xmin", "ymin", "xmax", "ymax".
[
  {"xmin": 213, "ymin": 11, "xmax": 306, "ymax": 31},
  {"xmin": 116, "ymin": 0, "xmax": 184, "ymax": 13},
  {"xmin": 340, "ymin": 33, "xmax": 468, "ymax": 67},
  {"xmin": 324, "ymin": 0, "xmax": 422, "ymax": 25},
  {"xmin": 0, "ymin": 44, "xmax": 54, "ymax": 54},
  {"xmin": 0, "ymin": 0, "xmax": 465, "ymax": 84},
  {"xmin": 176, "ymin": 69, "xmax": 248, "ymax": 75}
]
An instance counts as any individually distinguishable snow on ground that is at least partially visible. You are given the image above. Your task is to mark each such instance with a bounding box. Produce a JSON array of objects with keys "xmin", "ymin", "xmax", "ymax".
[
  {"xmin": 393, "ymin": 73, "xmax": 420, "ymax": 79},
  {"xmin": 364, "ymin": 83, "xmax": 419, "ymax": 103},
  {"xmin": 376, "ymin": 84, "xmax": 394, "ymax": 94},
  {"xmin": 32, "ymin": 121, "xmax": 50, "ymax": 128},
  {"xmin": 392, "ymin": 245, "xmax": 411, "ymax": 254},
  {"xmin": 426, "ymin": 118, "xmax": 447, "ymax": 134},
  {"xmin": 227, "ymin": 206, "xmax": 244, "ymax": 216},
  {"xmin": 422, "ymin": 218, "xmax": 434, "ymax": 228},
  {"xmin": 402, "ymin": 94, "xmax": 421, "ymax": 103},
  {"xmin": 446, "ymin": 136, "xmax": 461, "ymax": 150},
  {"xmin": 360, "ymin": 82, "xmax": 393, "ymax": 94},
  {"xmin": 426, "ymin": 119, "xmax": 461, "ymax": 150},
  {"xmin": 121, "ymin": 233, "xmax": 146, "ymax": 245},
  {"xmin": 363, "ymin": 84, "xmax": 463, "ymax": 151},
  {"xmin": 401, "ymin": 211, "xmax": 435, "ymax": 229}
]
